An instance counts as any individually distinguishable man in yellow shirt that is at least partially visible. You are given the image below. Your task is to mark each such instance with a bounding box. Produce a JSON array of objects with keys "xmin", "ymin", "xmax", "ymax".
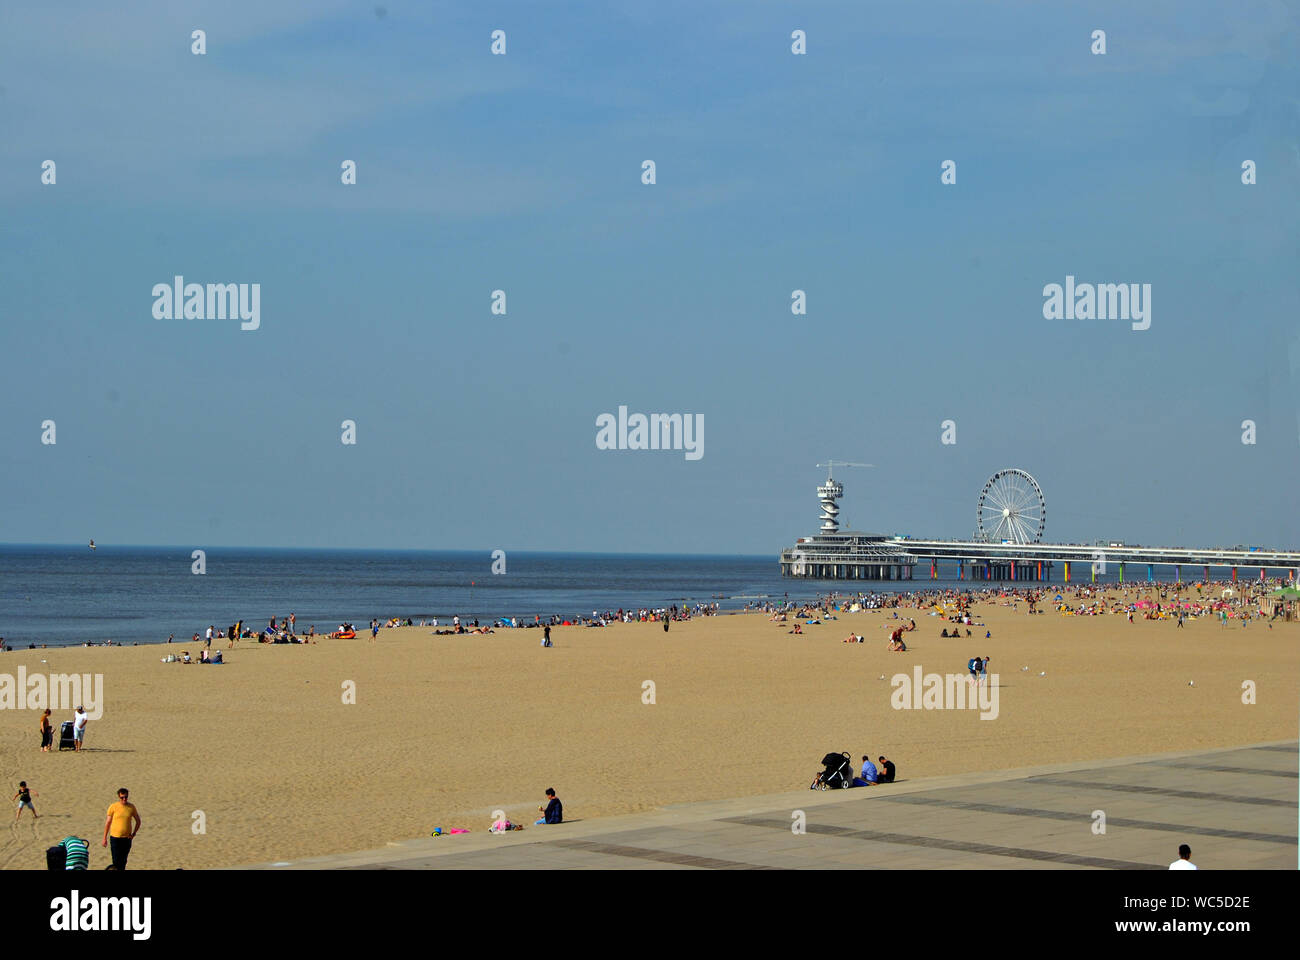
[{"xmin": 102, "ymin": 787, "xmax": 141, "ymax": 870}]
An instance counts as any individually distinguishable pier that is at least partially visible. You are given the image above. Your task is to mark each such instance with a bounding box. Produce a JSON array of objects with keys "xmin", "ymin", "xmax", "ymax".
[{"xmin": 781, "ymin": 469, "xmax": 1300, "ymax": 582}]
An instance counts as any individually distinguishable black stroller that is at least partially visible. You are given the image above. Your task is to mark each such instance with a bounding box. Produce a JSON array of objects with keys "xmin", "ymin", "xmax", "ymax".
[
  {"xmin": 58, "ymin": 721, "xmax": 76, "ymax": 751},
  {"xmin": 810, "ymin": 751, "xmax": 854, "ymax": 790}
]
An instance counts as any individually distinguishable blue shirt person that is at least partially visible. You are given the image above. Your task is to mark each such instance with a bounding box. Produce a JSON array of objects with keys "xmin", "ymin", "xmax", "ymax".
[{"xmin": 852, "ymin": 757, "xmax": 879, "ymax": 787}]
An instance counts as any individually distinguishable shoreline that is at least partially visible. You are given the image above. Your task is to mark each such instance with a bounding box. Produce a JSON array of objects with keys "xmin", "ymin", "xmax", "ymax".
[{"xmin": 3, "ymin": 578, "xmax": 1288, "ymax": 652}]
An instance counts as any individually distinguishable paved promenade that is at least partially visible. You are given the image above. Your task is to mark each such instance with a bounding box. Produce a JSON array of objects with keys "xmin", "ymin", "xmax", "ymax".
[{"xmin": 248, "ymin": 741, "xmax": 1297, "ymax": 870}]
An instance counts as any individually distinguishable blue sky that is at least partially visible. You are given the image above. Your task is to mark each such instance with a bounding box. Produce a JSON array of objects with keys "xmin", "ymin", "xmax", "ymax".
[{"xmin": 2, "ymin": 0, "xmax": 1297, "ymax": 553}]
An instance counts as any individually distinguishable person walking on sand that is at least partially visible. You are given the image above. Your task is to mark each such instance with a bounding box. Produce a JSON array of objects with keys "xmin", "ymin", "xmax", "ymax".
[
  {"xmin": 72, "ymin": 706, "xmax": 88, "ymax": 751},
  {"xmin": 542, "ymin": 624, "xmax": 552, "ymax": 647},
  {"xmin": 662, "ymin": 612, "xmax": 670, "ymax": 633},
  {"xmin": 370, "ymin": 618, "xmax": 379, "ymax": 643},
  {"xmin": 102, "ymin": 788, "xmax": 141, "ymax": 870},
  {"xmin": 39, "ymin": 709, "xmax": 53, "ymax": 752},
  {"xmin": 13, "ymin": 781, "xmax": 38, "ymax": 820}
]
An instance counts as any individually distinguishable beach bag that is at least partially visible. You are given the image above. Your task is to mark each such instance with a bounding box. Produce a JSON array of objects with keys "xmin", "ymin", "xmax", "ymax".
[{"xmin": 46, "ymin": 845, "xmax": 66, "ymax": 871}]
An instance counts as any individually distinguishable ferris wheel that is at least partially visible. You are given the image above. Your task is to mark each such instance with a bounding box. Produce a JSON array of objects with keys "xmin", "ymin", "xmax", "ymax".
[{"xmin": 976, "ymin": 469, "xmax": 1046, "ymax": 544}]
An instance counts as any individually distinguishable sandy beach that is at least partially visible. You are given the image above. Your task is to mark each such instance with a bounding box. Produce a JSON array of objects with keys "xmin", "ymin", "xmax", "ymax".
[{"xmin": 1, "ymin": 587, "xmax": 1295, "ymax": 869}]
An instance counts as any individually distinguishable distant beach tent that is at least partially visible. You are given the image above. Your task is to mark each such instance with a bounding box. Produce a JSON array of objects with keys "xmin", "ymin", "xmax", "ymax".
[{"xmin": 1220, "ymin": 588, "xmax": 1235, "ymax": 598}]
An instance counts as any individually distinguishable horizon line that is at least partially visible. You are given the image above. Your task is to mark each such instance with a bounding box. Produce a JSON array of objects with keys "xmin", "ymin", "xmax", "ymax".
[{"xmin": 0, "ymin": 542, "xmax": 777, "ymax": 561}]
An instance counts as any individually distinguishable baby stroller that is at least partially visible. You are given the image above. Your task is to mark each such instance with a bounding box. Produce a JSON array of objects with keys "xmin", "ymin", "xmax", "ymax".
[
  {"xmin": 58, "ymin": 721, "xmax": 76, "ymax": 751},
  {"xmin": 810, "ymin": 751, "xmax": 853, "ymax": 790}
]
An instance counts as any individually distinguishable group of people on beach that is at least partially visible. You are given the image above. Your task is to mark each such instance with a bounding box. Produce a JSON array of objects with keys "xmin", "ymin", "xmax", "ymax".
[
  {"xmin": 37, "ymin": 706, "xmax": 89, "ymax": 752},
  {"xmin": 853, "ymin": 755, "xmax": 897, "ymax": 786},
  {"xmin": 16, "ymin": 781, "xmax": 142, "ymax": 870}
]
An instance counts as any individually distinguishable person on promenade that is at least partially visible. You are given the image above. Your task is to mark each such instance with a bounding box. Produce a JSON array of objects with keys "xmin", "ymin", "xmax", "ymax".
[
  {"xmin": 852, "ymin": 756, "xmax": 879, "ymax": 787},
  {"xmin": 13, "ymin": 781, "xmax": 38, "ymax": 820},
  {"xmin": 72, "ymin": 706, "xmax": 88, "ymax": 751},
  {"xmin": 39, "ymin": 709, "xmax": 53, "ymax": 752},
  {"xmin": 1169, "ymin": 844, "xmax": 1197, "ymax": 870},
  {"xmin": 535, "ymin": 788, "xmax": 563, "ymax": 825},
  {"xmin": 877, "ymin": 756, "xmax": 896, "ymax": 783},
  {"xmin": 102, "ymin": 787, "xmax": 141, "ymax": 870}
]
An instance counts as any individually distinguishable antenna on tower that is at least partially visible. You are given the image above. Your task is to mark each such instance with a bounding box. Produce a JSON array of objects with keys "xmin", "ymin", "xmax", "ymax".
[
  {"xmin": 816, "ymin": 460, "xmax": 874, "ymax": 480},
  {"xmin": 813, "ymin": 461, "xmax": 873, "ymax": 533}
]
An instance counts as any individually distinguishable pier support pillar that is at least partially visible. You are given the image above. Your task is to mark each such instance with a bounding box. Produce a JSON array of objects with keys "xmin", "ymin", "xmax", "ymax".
[
  {"xmin": 1232, "ymin": 567, "xmax": 1237, "ymax": 583},
  {"xmin": 1204, "ymin": 565, "xmax": 1210, "ymax": 582},
  {"xmin": 1260, "ymin": 567, "xmax": 1266, "ymax": 581},
  {"xmin": 1147, "ymin": 564, "xmax": 1153, "ymax": 582},
  {"xmin": 1175, "ymin": 565, "xmax": 1180, "ymax": 584},
  {"xmin": 1064, "ymin": 561, "xmax": 1070, "ymax": 582},
  {"xmin": 1119, "ymin": 563, "xmax": 1124, "ymax": 583}
]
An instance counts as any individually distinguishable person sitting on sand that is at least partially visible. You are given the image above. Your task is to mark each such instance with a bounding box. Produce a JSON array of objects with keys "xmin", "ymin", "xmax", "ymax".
[
  {"xmin": 852, "ymin": 756, "xmax": 879, "ymax": 787},
  {"xmin": 535, "ymin": 788, "xmax": 563, "ymax": 825},
  {"xmin": 877, "ymin": 756, "xmax": 896, "ymax": 783},
  {"xmin": 182, "ymin": 651, "xmax": 192, "ymax": 664},
  {"xmin": 210, "ymin": 650, "xmax": 223, "ymax": 664},
  {"xmin": 199, "ymin": 648, "xmax": 209, "ymax": 664},
  {"xmin": 941, "ymin": 628, "xmax": 950, "ymax": 638},
  {"xmin": 789, "ymin": 622, "xmax": 803, "ymax": 635}
]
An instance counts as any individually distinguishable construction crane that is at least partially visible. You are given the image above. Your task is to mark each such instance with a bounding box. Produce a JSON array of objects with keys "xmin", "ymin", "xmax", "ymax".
[{"xmin": 817, "ymin": 460, "xmax": 873, "ymax": 481}]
